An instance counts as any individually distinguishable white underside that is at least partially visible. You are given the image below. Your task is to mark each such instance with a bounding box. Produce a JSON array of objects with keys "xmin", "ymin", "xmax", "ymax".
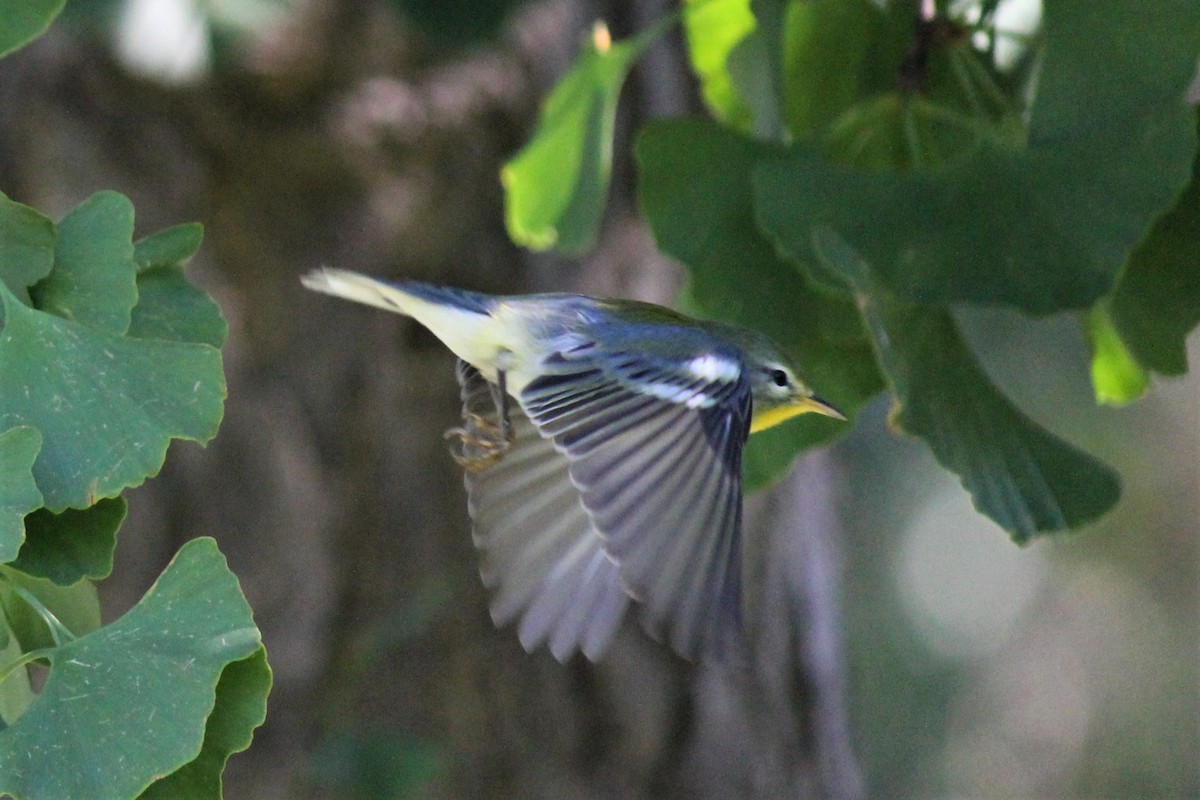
[{"xmin": 302, "ymin": 268, "xmax": 541, "ymax": 393}]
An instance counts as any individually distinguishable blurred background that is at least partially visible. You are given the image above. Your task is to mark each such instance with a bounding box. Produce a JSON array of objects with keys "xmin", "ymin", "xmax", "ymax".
[{"xmin": 0, "ymin": 0, "xmax": 1195, "ymax": 797}]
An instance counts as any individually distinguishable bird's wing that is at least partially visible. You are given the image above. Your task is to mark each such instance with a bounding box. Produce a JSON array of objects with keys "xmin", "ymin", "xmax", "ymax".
[
  {"xmin": 457, "ymin": 361, "xmax": 629, "ymax": 661},
  {"xmin": 519, "ymin": 341, "xmax": 750, "ymax": 659}
]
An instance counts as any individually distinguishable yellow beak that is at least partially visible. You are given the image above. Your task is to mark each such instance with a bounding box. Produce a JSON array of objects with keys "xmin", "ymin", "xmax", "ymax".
[
  {"xmin": 796, "ymin": 394, "xmax": 846, "ymax": 421},
  {"xmin": 749, "ymin": 394, "xmax": 846, "ymax": 434}
]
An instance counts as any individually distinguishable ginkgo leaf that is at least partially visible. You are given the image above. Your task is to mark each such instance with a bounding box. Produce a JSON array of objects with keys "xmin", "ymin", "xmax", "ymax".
[
  {"xmin": 813, "ymin": 228, "xmax": 1120, "ymax": 541},
  {"xmin": 1086, "ymin": 304, "xmax": 1150, "ymax": 406},
  {"xmin": 0, "ymin": 612, "xmax": 35, "ymax": 726},
  {"xmin": 32, "ymin": 191, "xmax": 137, "ymax": 336},
  {"xmin": 10, "ymin": 498, "xmax": 126, "ymax": 585},
  {"xmin": 725, "ymin": 0, "xmax": 786, "ymax": 139},
  {"xmin": 133, "ymin": 223, "xmax": 204, "ymax": 272},
  {"xmin": 0, "ymin": 427, "xmax": 42, "ymax": 563},
  {"xmin": 0, "ymin": 281, "xmax": 225, "ymax": 511},
  {"xmin": 1105, "ymin": 116, "xmax": 1200, "ymax": 379},
  {"xmin": 502, "ymin": 19, "xmax": 670, "ymax": 254},
  {"xmin": 128, "ymin": 266, "xmax": 227, "ymax": 348},
  {"xmin": 0, "ymin": 194, "xmax": 54, "ymax": 305},
  {"xmin": 0, "ymin": 0, "xmax": 64, "ymax": 58},
  {"xmin": 682, "ymin": 0, "xmax": 755, "ymax": 130},
  {"xmin": 127, "ymin": 222, "xmax": 226, "ymax": 348},
  {"xmin": 138, "ymin": 648, "xmax": 272, "ymax": 799},
  {"xmin": 0, "ymin": 538, "xmax": 264, "ymax": 800},
  {"xmin": 754, "ymin": 1, "xmax": 1200, "ymax": 313},
  {"xmin": 778, "ymin": 0, "xmax": 910, "ymax": 139}
]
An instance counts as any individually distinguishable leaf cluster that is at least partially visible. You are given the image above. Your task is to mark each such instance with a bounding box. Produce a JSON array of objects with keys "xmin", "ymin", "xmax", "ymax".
[
  {"xmin": 501, "ymin": 0, "xmax": 1200, "ymax": 542},
  {"xmin": 0, "ymin": 4, "xmax": 269, "ymax": 798}
]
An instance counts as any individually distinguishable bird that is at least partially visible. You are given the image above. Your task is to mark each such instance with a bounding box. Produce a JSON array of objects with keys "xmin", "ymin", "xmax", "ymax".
[{"xmin": 301, "ymin": 267, "xmax": 845, "ymax": 662}]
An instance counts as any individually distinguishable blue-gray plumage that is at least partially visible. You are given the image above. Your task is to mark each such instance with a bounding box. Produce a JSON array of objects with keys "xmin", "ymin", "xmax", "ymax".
[
  {"xmin": 393, "ymin": 282, "xmax": 496, "ymax": 315},
  {"xmin": 301, "ymin": 268, "xmax": 844, "ymax": 661}
]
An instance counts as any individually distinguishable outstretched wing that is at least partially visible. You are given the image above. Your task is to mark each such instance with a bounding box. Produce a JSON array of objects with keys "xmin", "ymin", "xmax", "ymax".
[
  {"xmin": 519, "ymin": 340, "xmax": 751, "ymax": 659},
  {"xmin": 457, "ymin": 361, "xmax": 629, "ymax": 661}
]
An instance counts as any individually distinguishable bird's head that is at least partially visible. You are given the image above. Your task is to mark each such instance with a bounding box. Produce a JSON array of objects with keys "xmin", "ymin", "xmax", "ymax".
[{"xmin": 740, "ymin": 335, "xmax": 845, "ymax": 434}]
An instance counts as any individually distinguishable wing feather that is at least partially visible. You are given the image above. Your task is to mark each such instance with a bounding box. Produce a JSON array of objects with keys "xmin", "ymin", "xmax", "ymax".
[
  {"xmin": 520, "ymin": 345, "xmax": 750, "ymax": 659},
  {"xmin": 457, "ymin": 361, "xmax": 629, "ymax": 662}
]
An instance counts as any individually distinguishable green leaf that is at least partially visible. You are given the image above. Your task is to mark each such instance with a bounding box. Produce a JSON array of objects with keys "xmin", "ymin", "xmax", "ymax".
[
  {"xmin": 139, "ymin": 647, "xmax": 272, "ymax": 799},
  {"xmin": 1086, "ymin": 304, "xmax": 1150, "ymax": 406},
  {"xmin": 133, "ymin": 223, "xmax": 204, "ymax": 272},
  {"xmin": 31, "ymin": 192, "xmax": 138, "ymax": 336},
  {"xmin": 725, "ymin": 0, "xmax": 787, "ymax": 141},
  {"xmin": 0, "ymin": 611, "xmax": 35, "ymax": 726},
  {"xmin": 779, "ymin": 0, "xmax": 908, "ymax": 139},
  {"xmin": 128, "ymin": 266, "xmax": 228, "ymax": 348},
  {"xmin": 0, "ymin": 194, "xmax": 55, "ymax": 305},
  {"xmin": 0, "ymin": 538, "xmax": 263, "ymax": 800},
  {"xmin": 0, "ymin": 428, "xmax": 42, "ymax": 563},
  {"xmin": 682, "ymin": 0, "xmax": 755, "ymax": 130},
  {"xmin": 813, "ymin": 228, "xmax": 1120, "ymax": 541},
  {"xmin": 754, "ymin": 1, "xmax": 1200, "ymax": 313},
  {"xmin": 0, "ymin": 568, "xmax": 101, "ymax": 652},
  {"xmin": 10, "ymin": 498, "xmax": 125, "ymax": 585},
  {"xmin": 1106, "ymin": 117, "xmax": 1200, "ymax": 376},
  {"xmin": 502, "ymin": 19, "xmax": 671, "ymax": 255},
  {"xmin": 0, "ymin": 281, "xmax": 226, "ymax": 511},
  {"xmin": 682, "ymin": 0, "xmax": 908, "ymax": 142},
  {"xmin": 636, "ymin": 119, "xmax": 883, "ymax": 489},
  {"xmin": 0, "ymin": 0, "xmax": 66, "ymax": 58}
]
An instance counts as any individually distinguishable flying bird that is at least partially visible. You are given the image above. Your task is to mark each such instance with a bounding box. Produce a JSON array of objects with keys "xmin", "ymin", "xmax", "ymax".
[{"xmin": 302, "ymin": 268, "xmax": 844, "ymax": 661}]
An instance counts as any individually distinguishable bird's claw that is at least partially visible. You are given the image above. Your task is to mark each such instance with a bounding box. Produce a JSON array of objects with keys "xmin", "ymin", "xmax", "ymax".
[{"xmin": 445, "ymin": 413, "xmax": 513, "ymax": 472}]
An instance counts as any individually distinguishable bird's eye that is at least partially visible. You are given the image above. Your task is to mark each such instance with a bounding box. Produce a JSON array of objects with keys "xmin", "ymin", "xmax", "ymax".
[{"xmin": 770, "ymin": 369, "xmax": 789, "ymax": 388}]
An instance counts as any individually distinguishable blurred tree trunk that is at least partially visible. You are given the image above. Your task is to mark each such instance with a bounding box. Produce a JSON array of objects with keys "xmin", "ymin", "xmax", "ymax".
[{"xmin": 0, "ymin": 1, "xmax": 862, "ymax": 797}]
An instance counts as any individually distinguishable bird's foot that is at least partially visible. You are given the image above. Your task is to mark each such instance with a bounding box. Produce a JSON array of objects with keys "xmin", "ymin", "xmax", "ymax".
[{"xmin": 445, "ymin": 413, "xmax": 513, "ymax": 472}]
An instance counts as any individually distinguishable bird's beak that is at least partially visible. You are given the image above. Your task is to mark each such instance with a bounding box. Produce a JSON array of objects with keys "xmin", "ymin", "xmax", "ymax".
[
  {"xmin": 794, "ymin": 394, "xmax": 846, "ymax": 421},
  {"xmin": 749, "ymin": 392, "xmax": 846, "ymax": 434}
]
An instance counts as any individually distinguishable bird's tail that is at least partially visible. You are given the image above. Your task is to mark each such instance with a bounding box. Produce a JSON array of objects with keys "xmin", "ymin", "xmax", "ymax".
[
  {"xmin": 302, "ymin": 268, "xmax": 503, "ymax": 370},
  {"xmin": 301, "ymin": 268, "xmax": 495, "ymax": 317}
]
